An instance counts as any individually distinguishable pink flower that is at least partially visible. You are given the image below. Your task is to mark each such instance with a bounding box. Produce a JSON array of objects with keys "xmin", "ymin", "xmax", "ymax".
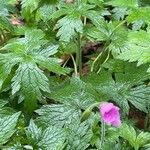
[{"xmin": 99, "ymin": 102, "xmax": 121, "ymax": 127}]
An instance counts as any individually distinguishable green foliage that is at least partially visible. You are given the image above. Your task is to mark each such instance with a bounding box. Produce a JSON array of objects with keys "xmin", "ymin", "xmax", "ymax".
[
  {"xmin": 84, "ymin": 61, "xmax": 150, "ymax": 114},
  {"xmin": 21, "ymin": 0, "xmax": 40, "ymax": 21},
  {"xmin": 0, "ymin": 0, "xmax": 150, "ymax": 149},
  {"xmin": 0, "ymin": 112, "xmax": 20, "ymax": 145},
  {"xmin": 35, "ymin": 104, "xmax": 81, "ymax": 127},
  {"xmin": 112, "ymin": 7, "xmax": 128, "ymax": 20},
  {"xmin": 37, "ymin": 4, "xmax": 57, "ymax": 21},
  {"xmin": 127, "ymin": 7, "xmax": 150, "ymax": 24},
  {"xmin": 52, "ymin": 1, "xmax": 104, "ymax": 42},
  {"xmin": 86, "ymin": 20, "xmax": 128, "ymax": 56},
  {"xmin": 65, "ymin": 121, "xmax": 92, "ymax": 150},
  {"xmin": 26, "ymin": 119, "xmax": 66, "ymax": 150},
  {"xmin": 0, "ymin": 29, "xmax": 68, "ymax": 112},
  {"xmin": 120, "ymin": 124, "xmax": 150, "ymax": 150},
  {"xmin": 12, "ymin": 62, "xmax": 49, "ymax": 99},
  {"xmin": 55, "ymin": 16, "xmax": 83, "ymax": 42},
  {"xmin": 0, "ymin": 0, "xmax": 14, "ymax": 45},
  {"xmin": 0, "ymin": 99, "xmax": 8, "ymax": 108},
  {"xmin": 118, "ymin": 31, "xmax": 150, "ymax": 71},
  {"xmin": 0, "ymin": 53, "xmax": 22, "ymax": 89},
  {"xmin": 105, "ymin": 0, "xmax": 138, "ymax": 7},
  {"xmin": 0, "ymin": 0, "xmax": 14, "ymax": 31},
  {"xmin": 103, "ymin": 59, "xmax": 150, "ymax": 85},
  {"xmin": 52, "ymin": 5, "xmax": 83, "ymax": 42},
  {"xmin": 48, "ymin": 77, "xmax": 97, "ymax": 106}
]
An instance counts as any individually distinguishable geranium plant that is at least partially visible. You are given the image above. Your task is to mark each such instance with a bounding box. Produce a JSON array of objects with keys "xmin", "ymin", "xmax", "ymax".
[{"xmin": 0, "ymin": 0, "xmax": 150, "ymax": 150}]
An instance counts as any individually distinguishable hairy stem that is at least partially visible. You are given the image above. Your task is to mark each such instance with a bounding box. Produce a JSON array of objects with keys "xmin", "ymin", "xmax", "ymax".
[
  {"xmin": 80, "ymin": 102, "xmax": 100, "ymax": 122},
  {"xmin": 100, "ymin": 121, "xmax": 105, "ymax": 149},
  {"xmin": 70, "ymin": 54, "xmax": 78, "ymax": 76},
  {"xmin": 76, "ymin": 33, "xmax": 82, "ymax": 76}
]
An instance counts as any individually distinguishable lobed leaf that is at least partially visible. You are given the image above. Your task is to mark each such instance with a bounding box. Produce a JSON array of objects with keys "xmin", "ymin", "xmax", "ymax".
[
  {"xmin": 11, "ymin": 62, "xmax": 50, "ymax": 100},
  {"xmin": 26, "ymin": 120, "xmax": 66, "ymax": 150},
  {"xmin": 35, "ymin": 104, "xmax": 81, "ymax": 127},
  {"xmin": 55, "ymin": 16, "xmax": 83, "ymax": 42},
  {"xmin": 0, "ymin": 112, "xmax": 21, "ymax": 145}
]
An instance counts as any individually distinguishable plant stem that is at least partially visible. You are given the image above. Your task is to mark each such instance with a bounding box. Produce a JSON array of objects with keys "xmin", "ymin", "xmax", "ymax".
[
  {"xmin": 80, "ymin": 102, "xmax": 100, "ymax": 122},
  {"xmin": 100, "ymin": 121, "xmax": 105, "ymax": 149},
  {"xmin": 90, "ymin": 20, "xmax": 126, "ymax": 72},
  {"xmin": 62, "ymin": 57, "xmax": 69, "ymax": 68},
  {"xmin": 76, "ymin": 33, "xmax": 82, "ymax": 76},
  {"xmin": 70, "ymin": 54, "xmax": 78, "ymax": 76},
  {"xmin": 111, "ymin": 20, "xmax": 126, "ymax": 35},
  {"xmin": 144, "ymin": 115, "xmax": 149, "ymax": 131},
  {"xmin": 77, "ymin": 0, "xmax": 81, "ymax": 6},
  {"xmin": 97, "ymin": 50, "xmax": 110, "ymax": 74},
  {"xmin": 84, "ymin": 17, "xmax": 87, "ymax": 26},
  {"xmin": 91, "ymin": 41, "xmax": 110, "ymax": 72},
  {"xmin": 144, "ymin": 106, "xmax": 150, "ymax": 131}
]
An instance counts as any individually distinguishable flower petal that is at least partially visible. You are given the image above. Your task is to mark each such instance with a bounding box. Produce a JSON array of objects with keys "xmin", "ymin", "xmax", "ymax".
[{"xmin": 99, "ymin": 102, "xmax": 121, "ymax": 128}]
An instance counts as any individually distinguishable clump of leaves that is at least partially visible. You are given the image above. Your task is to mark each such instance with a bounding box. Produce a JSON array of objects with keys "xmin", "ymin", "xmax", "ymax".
[
  {"xmin": 0, "ymin": 0, "xmax": 150, "ymax": 149},
  {"xmin": 0, "ymin": 29, "xmax": 68, "ymax": 112}
]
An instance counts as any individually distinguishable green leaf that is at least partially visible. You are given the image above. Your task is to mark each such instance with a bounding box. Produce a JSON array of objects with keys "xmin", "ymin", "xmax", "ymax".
[
  {"xmin": 112, "ymin": 7, "xmax": 128, "ymax": 20},
  {"xmin": 11, "ymin": 62, "xmax": 50, "ymax": 100},
  {"xmin": 85, "ymin": 24, "xmax": 108, "ymax": 42},
  {"xmin": 37, "ymin": 4, "xmax": 57, "ymax": 21},
  {"xmin": 105, "ymin": 0, "xmax": 138, "ymax": 7},
  {"xmin": 86, "ymin": 20, "xmax": 128, "ymax": 56},
  {"xmin": 48, "ymin": 77, "xmax": 96, "ymax": 109},
  {"xmin": 0, "ymin": 29, "xmax": 68, "ymax": 104},
  {"xmin": 0, "ymin": 107, "xmax": 16, "ymax": 118},
  {"xmin": 21, "ymin": 0, "xmax": 40, "ymax": 20},
  {"xmin": 0, "ymin": 2, "xmax": 14, "ymax": 31},
  {"xmin": 120, "ymin": 124, "xmax": 137, "ymax": 148},
  {"xmin": 51, "ymin": 4, "xmax": 74, "ymax": 19},
  {"xmin": 103, "ymin": 60, "xmax": 150, "ymax": 112},
  {"xmin": 65, "ymin": 121, "xmax": 92, "ymax": 150},
  {"xmin": 118, "ymin": 31, "xmax": 150, "ymax": 71},
  {"xmin": 33, "ymin": 44, "xmax": 59, "ymax": 57},
  {"xmin": 120, "ymin": 124, "xmax": 150, "ymax": 149},
  {"xmin": 127, "ymin": 7, "xmax": 150, "ymax": 24},
  {"xmin": 88, "ymin": 0, "xmax": 104, "ymax": 7},
  {"xmin": 24, "ymin": 29, "xmax": 47, "ymax": 51},
  {"xmin": 135, "ymin": 132, "xmax": 150, "ymax": 149},
  {"xmin": 0, "ymin": 112, "xmax": 20, "ymax": 145},
  {"xmin": 83, "ymin": 69, "xmax": 150, "ymax": 114},
  {"xmin": 26, "ymin": 119, "xmax": 42, "ymax": 143},
  {"xmin": 103, "ymin": 59, "xmax": 150, "ymax": 85},
  {"xmin": 132, "ymin": 20, "xmax": 144, "ymax": 31},
  {"xmin": 84, "ymin": 10, "xmax": 104, "ymax": 23},
  {"xmin": 0, "ymin": 53, "xmax": 22, "ymax": 89},
  {"xmin": 32, "ymin": 44, "xmax": 69, "ymax": 75},
  {"xmin": 35, "ymin": 104, "xmax": 81, "ymax": 127},
  {"xmin": 53, "ymin": 2, "xmax": 97, "ymax": 42},
  {"xmin": 26, "ymin": 120, "xmax": 66, "ymax": 150},
  {"xmin": 1, "ymin": 29, "xmax": 46, "ymax": 53},
  {"xmin": 60, "ymin": 42, "xmax": 78, "ymax": 54},
  {"xmin": 0, "ymin": 16, "xmax": 13, "ymax": 32},
  {"xmin": 55, "ymin": 15, "xmax": 83, "ymax": 42},
  {"xmin": 38, "ymin": 127, "xmax": 65, "ymax": 150},
  {"xmin": 0, "ymin": 99, "xmax": 8, "ymax": 108},
  {"xmin": 34, "ymin": 56, "xmax": 69, "ymax": 75},
  {"xmin": 0, "ymin": 8, "xmax": 9, "ymax": 17},
  {"xmin": 41, "ymin": 78, "xmax": 98, "ymax": 130},
  {"xmin": 139, "ymin": 0, "xmax": 150, "ymax": 6}
]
